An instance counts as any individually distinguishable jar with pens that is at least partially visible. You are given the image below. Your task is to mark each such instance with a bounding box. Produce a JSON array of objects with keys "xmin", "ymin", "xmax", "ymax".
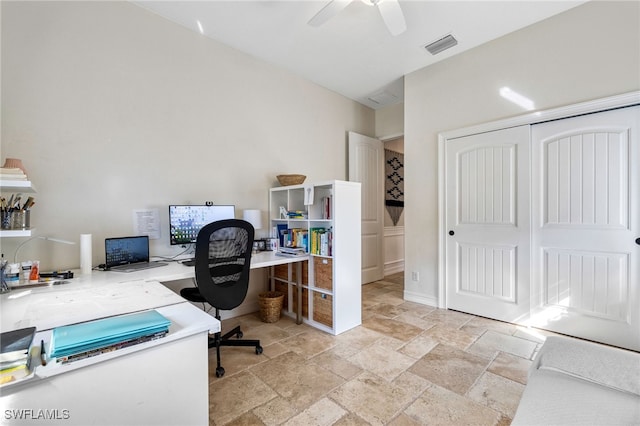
[{"xmin": 0, "ymin": 195, "xmax": 35, "ymax": 230}]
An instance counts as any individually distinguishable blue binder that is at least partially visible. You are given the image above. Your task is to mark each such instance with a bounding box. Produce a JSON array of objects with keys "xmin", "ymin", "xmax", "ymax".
[{"xmin": 50, "ymin": 310, "xmax": 171, "ymax": 358}]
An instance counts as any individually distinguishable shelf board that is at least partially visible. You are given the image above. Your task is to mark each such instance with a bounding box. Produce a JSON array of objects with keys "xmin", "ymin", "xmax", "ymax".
[
  {"xmin": 0, "ymin": 228, "xmax": 33, "ymax": 238},
  {"xmin": 0, "ymin": 180, "xmax": 36, "ymax": 193}
]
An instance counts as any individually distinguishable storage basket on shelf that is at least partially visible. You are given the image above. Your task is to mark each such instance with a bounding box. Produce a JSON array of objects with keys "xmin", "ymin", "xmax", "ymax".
[
  {"xmin": 276, "ymin": 174, "xmax": 306, "ymax": 186},
  {"xmin": 258, "ymin": 291, "xmax": 284, "ymax": 323}
]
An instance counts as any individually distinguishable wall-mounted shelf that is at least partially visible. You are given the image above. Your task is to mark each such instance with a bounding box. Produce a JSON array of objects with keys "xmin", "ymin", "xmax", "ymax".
[
  {"xmin": 1, "ymin": 180, "xmax": 37, "ymax": 238},
  {"xmin": 0, "ymin": 228, "xmax": 34, "ymax": 238},
  {"xmin": 0, "ymin": 180, "xmax": 36, "ymax": 193}
]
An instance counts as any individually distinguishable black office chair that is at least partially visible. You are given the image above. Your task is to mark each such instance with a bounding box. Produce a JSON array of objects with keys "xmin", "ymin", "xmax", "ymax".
[{"xmin": 180, "ymin": 219, "xmax": 262, "ymax": 378}]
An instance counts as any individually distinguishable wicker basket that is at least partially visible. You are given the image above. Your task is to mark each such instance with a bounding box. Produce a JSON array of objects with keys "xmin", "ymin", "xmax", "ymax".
[
  {"xmin": 258, "ymin": 291, "xmax": 284, "ymax": 323},
  {"xmin": 277, "ymin": 174, "xmax": 306, "ymax": 186}
]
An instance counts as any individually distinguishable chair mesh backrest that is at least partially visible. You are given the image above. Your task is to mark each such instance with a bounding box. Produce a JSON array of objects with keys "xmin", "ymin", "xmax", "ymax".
[{"xmin": 194, "ymin": 219, "xmax": 254, "ymax": 311}]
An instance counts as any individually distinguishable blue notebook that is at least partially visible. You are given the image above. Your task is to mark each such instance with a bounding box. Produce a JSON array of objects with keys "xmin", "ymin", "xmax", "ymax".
[{"xmin": 50, "ymin": 310, "xmax": 171, "ymax": 358}]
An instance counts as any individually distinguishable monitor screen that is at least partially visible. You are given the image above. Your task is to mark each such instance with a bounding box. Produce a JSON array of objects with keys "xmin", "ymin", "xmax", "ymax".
[{"xmin": 169, "ymin": 205, "xmax": 235, "ymax": 245}]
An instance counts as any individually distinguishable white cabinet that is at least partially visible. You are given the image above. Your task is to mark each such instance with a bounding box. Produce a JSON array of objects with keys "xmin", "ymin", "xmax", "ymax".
[
  {"xmin": 0, "ymin": 180, "xmax": 36, "ymax": 238},
  {"xmin": 269, "ymin": 180, "xmax": 361, "ymax": 335}
]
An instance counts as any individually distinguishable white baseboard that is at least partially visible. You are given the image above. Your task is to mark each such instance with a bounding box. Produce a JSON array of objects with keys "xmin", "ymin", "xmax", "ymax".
[
  {"xmin": 384, "ymin": 260, "xmax": 404, "ymax": 276},
  {"xmin": 404, "ymin": 289, "xmax": 438, "ymax": 308},
  {"xmin": 220, "ymin": 301, "xmax": 260, "ymax": 321}
]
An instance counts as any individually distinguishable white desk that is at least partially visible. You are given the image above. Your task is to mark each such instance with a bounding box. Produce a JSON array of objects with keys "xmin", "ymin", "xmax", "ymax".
[
  {"xmin": 1, "ymin": 251, "xmax": 308, "ymax": 332},
  {"xmin": 0, "ymin": 251, "xmax": 307, "ymax": 425}
]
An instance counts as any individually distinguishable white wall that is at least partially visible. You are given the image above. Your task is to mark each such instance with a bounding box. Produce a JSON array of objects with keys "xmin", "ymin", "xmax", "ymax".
[
  {"xmin": 377, "ymin": 105, "xmax": 405, "ymax": 230},
  {"xmin": 375, "ymin": 102, "xmax": 403, "ymax": 139},
  {"xmin": 404, "ymin": 1, "xmax": 640, "ymax": 306},
  {"xmin": 1, "ymin": 1, "xmax": 374, "ymax": 274}
]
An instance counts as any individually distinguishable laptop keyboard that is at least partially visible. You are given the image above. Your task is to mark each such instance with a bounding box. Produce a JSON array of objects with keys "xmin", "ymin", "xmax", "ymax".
[{"xmin": 109, "ymin": 261, "xmax": 167, "ymax": 272}]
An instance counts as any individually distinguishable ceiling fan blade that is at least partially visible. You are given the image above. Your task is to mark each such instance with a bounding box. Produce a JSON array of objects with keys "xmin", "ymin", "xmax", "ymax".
[
  {"xmin": 377, "ymin": 0, "xmax": 407, "ymax": 36},
  {"xmin": 308, "ymin": 0, "xmax": 353, "ymax": 27}
]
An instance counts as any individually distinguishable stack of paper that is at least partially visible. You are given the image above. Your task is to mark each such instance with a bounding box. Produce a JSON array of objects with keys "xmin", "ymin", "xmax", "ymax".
[
  {"xmin": 50, "ymin": 310, "xmax": 171, "ymax": 364},
  {"xmin": 1, "ymin": 327, "xmax": 36, "ymax": 384},
  {"xmin": 277, "ymin": 247, "xmax": 307, "ymax": 257}
]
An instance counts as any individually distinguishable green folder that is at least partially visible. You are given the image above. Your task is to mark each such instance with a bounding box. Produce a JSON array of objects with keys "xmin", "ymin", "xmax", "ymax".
[{"xmin": 50, "ymin": 310, "xmax": 171, "ymax": 358}]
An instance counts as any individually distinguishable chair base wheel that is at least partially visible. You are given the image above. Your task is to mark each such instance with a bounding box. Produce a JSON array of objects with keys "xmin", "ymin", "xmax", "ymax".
[
  {"xmin": 216, "ymin": 367, "xmax": 225, "ymax": 378},
  {"xmin": 256, "ymin": 346, "xmax": 263, "ymax": 355}
]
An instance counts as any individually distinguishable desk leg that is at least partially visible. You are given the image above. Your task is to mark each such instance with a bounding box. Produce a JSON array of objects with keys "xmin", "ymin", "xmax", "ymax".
[
  {"xmin": 269, "ymin": 266, "xmax": 274, "ymax": 292},
  {"xmin": 296, "ymin": 261, "xmax": 302, "ymax": 325}
]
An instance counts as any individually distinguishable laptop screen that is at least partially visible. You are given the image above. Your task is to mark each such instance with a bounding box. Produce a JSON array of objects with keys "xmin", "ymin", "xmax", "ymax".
[{"xmin": 105, "ymin": 236, "xmax": 150, "ymax": 268}]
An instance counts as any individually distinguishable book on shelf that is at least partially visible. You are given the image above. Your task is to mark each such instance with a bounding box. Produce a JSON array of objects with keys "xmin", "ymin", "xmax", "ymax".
[
  {"xmin": 278, "ymin": 228, "xmax": 308, "ymax": 252},
  {"xmin": 290, "ymin": 228, "xmax": 308, "ymax": 251},
  {"xmin": 286, "ymin": 210, "xmax": 306, "ymax": 219},
  {"xmin": 309, "ymin": 227, "xmax": 332, "ymax": 256},
  {"xmin": 321, "ymin": 196, "xmax": 332, "ymax": 220},
  {"xmin": 276, "ymin": 223, "xmax": 288, "ymax": 248},
  {"xmin": 1, "ymin": 327, "xmax": 36, "ymax": 385}
]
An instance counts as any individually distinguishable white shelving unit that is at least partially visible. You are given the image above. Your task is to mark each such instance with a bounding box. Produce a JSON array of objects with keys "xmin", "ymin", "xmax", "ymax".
[
  {"xmin": 0, "ymin": 180, "xmax": 36, "ymax": 238},
  {"xmin": 269, "ymin": 180, "xmax": 361, "ymax": 335}
]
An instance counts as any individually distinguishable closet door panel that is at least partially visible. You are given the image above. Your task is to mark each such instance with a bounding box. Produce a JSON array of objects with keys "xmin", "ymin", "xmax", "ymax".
[
  {"xmin": 445, "ymin": 125, "xmax": 530, "ymax": 324},
  {"xmin": 531, "ymin": 105, "xmax": 639, "ymax": 351}
]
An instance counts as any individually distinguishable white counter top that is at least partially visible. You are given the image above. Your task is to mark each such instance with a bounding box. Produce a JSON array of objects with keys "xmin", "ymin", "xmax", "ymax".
[{"xmin": 1, "ymin": 251, "xmax": 306, "ymax": 333}]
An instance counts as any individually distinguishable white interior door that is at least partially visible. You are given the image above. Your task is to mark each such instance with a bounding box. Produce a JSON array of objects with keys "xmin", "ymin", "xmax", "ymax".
[
  {"xmin": 348, "ymin": 131, "xmax": 384, "ymax": 284},
  {"xmin": 445, "ymin": 126, "xmax": 530, "ymax": 323},
  {"xmin": 530, "ymin": 106, "xmax": 640, "ymax": 351}
]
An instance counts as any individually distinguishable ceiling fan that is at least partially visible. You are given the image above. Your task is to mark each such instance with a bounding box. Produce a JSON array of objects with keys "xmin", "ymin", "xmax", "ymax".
[{"xmin": 308, "ymin": 0, "xmax": 407, "ymax": 36}]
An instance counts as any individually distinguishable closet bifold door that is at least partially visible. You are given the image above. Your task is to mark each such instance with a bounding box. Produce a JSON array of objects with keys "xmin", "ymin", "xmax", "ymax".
[{"xmin": 530, "ymin": 105, "xmax": 640, "ymax": 352}]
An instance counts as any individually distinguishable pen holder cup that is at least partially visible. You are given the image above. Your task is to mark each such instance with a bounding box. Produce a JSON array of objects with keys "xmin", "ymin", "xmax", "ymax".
[
  {"xmin": 0, "ymin": 269, "xmax": 9, "ymax": 294},
  {"xmin": 9, "ymin": 210, "xmax": 30, "ymax": 230},
  {"xmin": 1, "ymin": 211, "xmax": 11, "ymax": 230}
]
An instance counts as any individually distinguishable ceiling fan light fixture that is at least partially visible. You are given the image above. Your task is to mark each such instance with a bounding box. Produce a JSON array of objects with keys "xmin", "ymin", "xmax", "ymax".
[
  {"xmin": 424, "ymin": 34, "xmax": 458, "ymax": 55},
  {"xmin": 309, "ymin": 0, "xmax": 405, "ymax": 36}
]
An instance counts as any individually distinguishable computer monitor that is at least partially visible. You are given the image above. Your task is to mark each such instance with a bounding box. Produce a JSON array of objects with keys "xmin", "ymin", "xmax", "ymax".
[{"xmin": 169, "ymin": 205, "xmax": 235, "ymax": 245}]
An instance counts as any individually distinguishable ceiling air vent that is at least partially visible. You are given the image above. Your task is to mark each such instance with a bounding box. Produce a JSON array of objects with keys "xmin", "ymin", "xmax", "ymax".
[
  {"xmin": 367, "ymin": 91, "xmax": 398, "ymax": 105},
  {"xmin": 424, "ymin": 34, "xmax": 458, "ymax": 55}
]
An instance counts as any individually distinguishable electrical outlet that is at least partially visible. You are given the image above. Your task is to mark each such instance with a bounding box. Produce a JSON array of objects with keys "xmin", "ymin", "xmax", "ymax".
[{"xmin": 411, "ymin": 271, "xmax": 419, "ymax": 281}]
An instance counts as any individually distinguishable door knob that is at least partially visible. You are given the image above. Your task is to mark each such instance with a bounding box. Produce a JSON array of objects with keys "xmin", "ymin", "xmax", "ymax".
[
  {"xmin": 449, "ymin": 230, "xmax": 455, "ymax": 236},
  {"xmin": 636, "ymin": 237, "xmax": 640, "ymax": 246}
]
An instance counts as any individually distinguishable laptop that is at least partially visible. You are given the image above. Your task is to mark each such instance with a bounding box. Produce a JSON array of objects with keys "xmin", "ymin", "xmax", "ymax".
[{"xmin": 105, "ymin": 236, "xmax": 167, "ymax": 272}]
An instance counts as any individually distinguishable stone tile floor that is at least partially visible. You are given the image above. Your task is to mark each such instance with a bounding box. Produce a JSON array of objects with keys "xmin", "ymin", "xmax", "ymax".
[{"xmin": 209, "ymin": 273, "xmax": 552, "ymax": 425}]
